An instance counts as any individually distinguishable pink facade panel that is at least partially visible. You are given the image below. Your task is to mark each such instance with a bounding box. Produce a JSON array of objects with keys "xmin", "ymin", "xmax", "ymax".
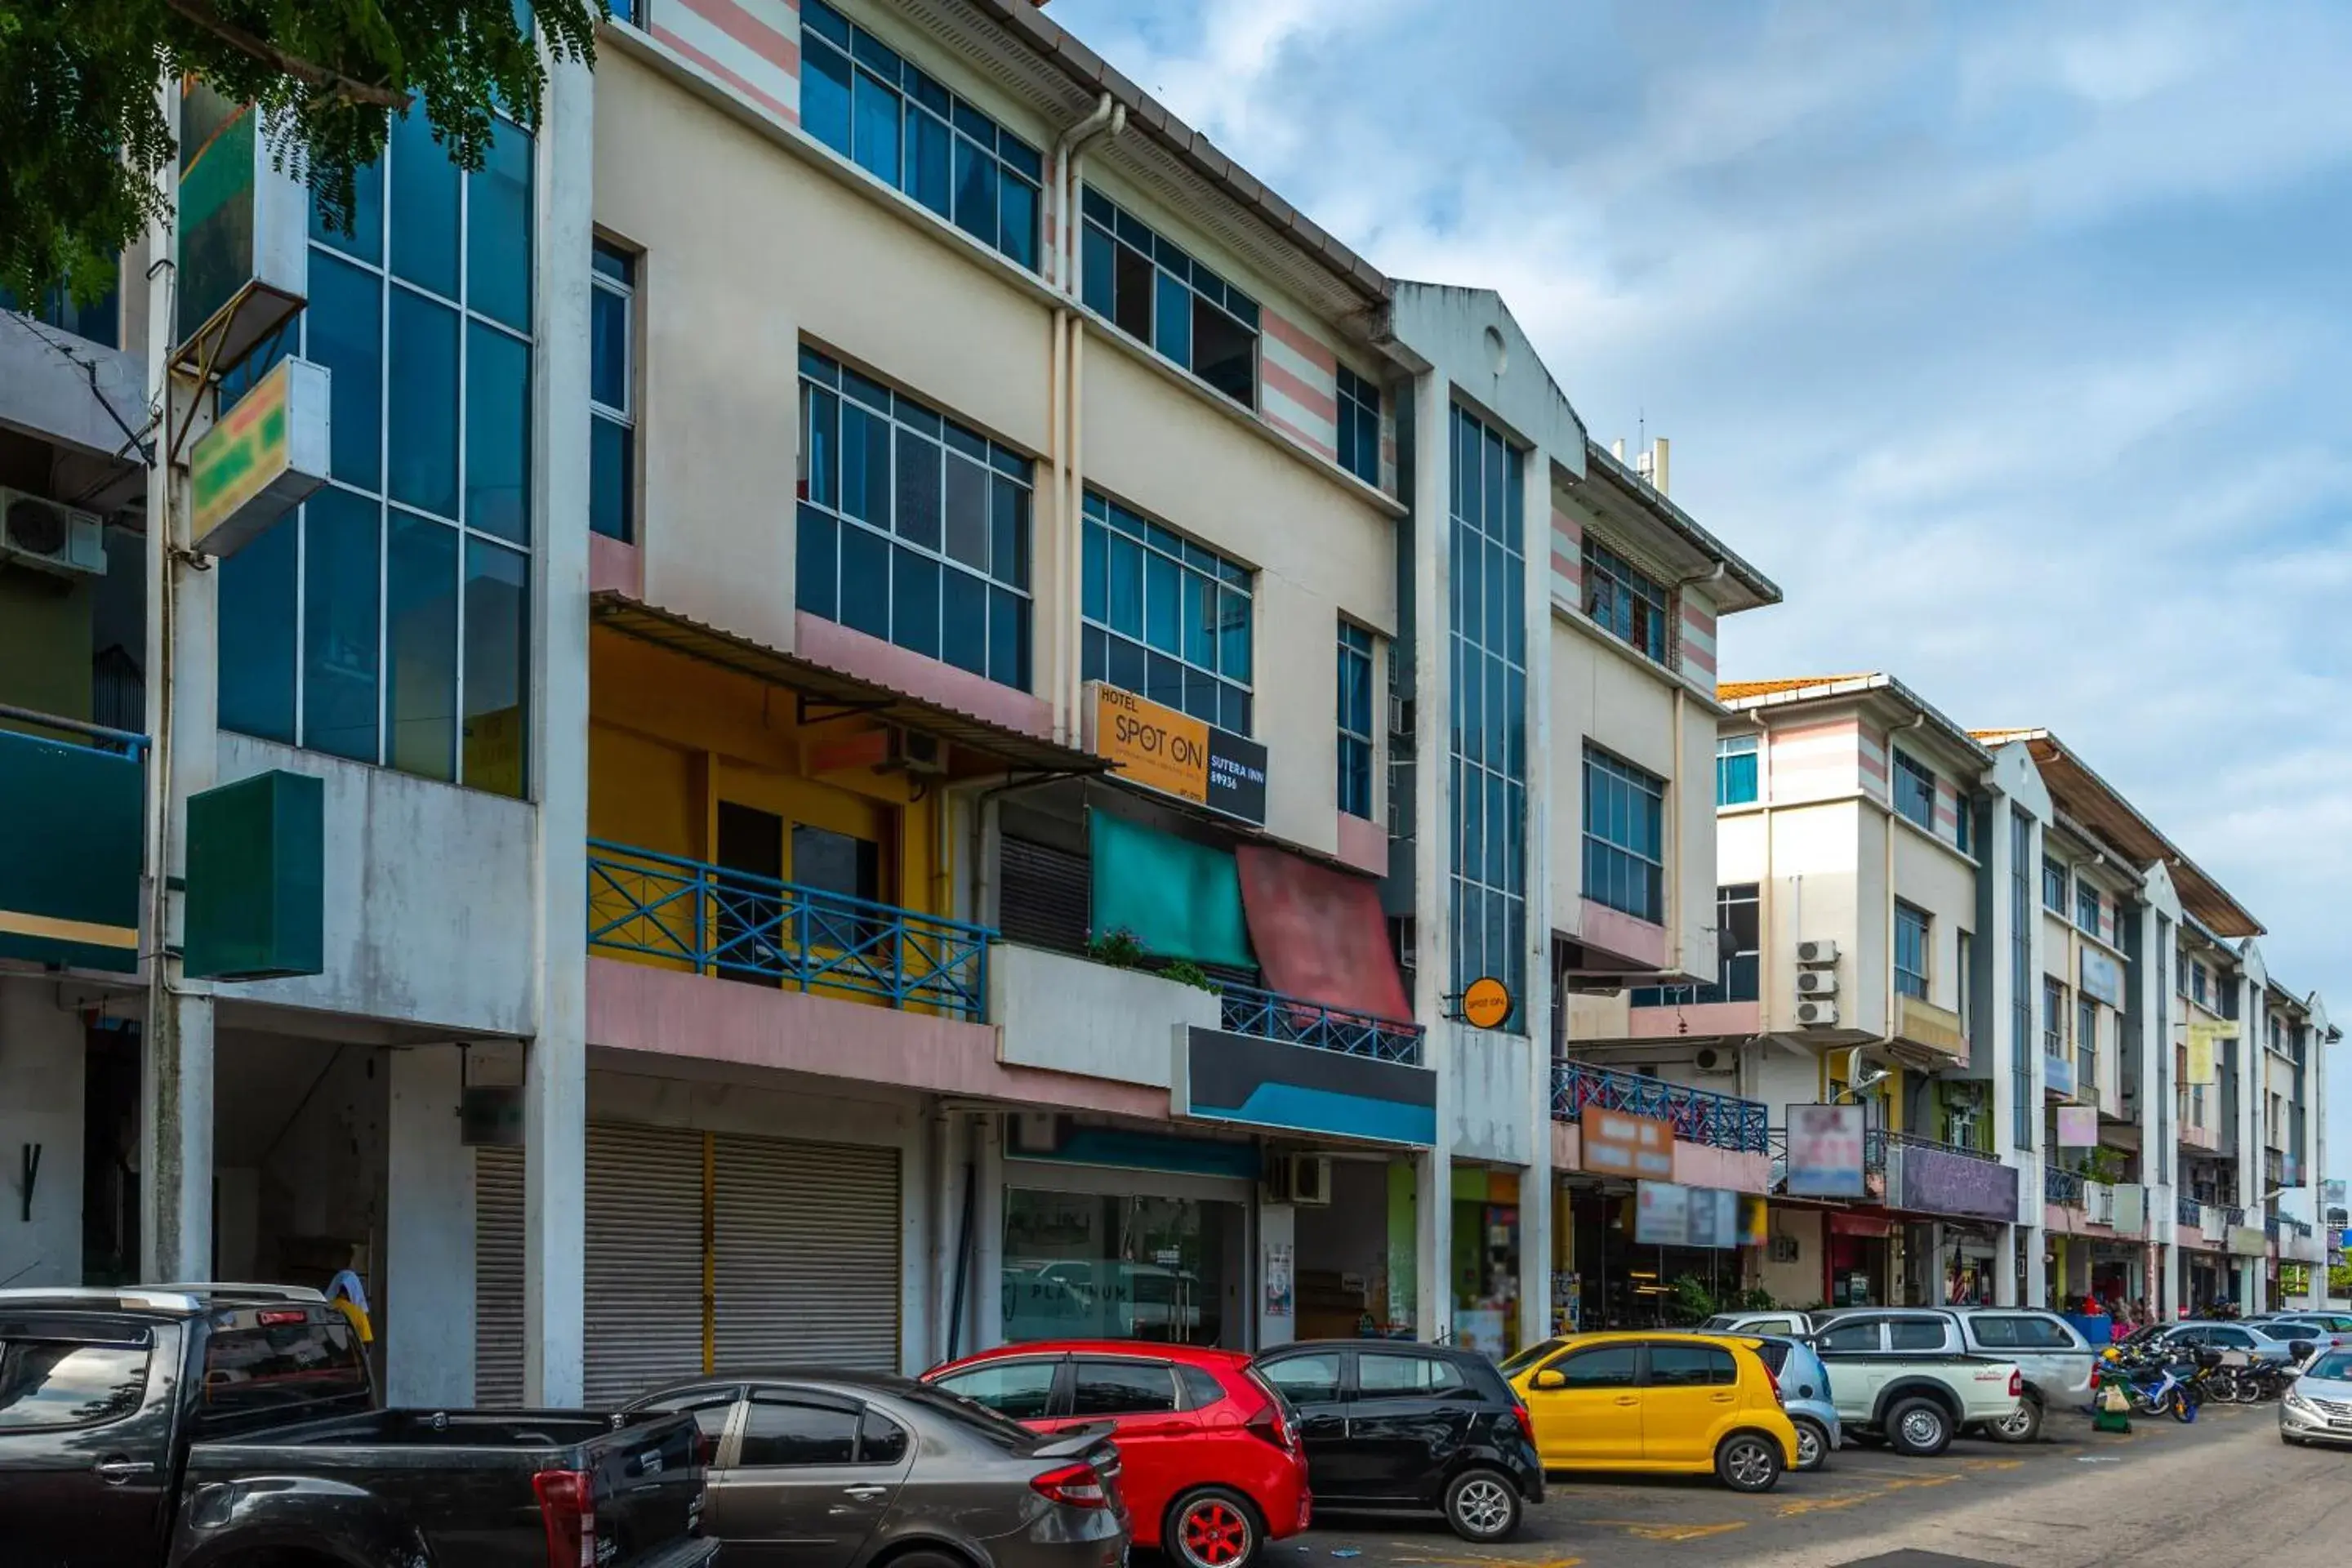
[
  {"xmin": 795, "ymin": 611, "xmax": 1054, "ymax": 739},
  {"xmin": 1579, "ymin": 898, "xmax": 1670, "ymax": 969},
  {"xmin": 657, "ymin": 0, "xmax": 802, "ymax": 126},
  {"xmin": 1259, "ymin": 310, "xmax": 1339, "ymax": 459}
]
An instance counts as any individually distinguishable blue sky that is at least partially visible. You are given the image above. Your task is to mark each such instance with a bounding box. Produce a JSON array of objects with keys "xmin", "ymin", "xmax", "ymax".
[{"xmin": 1053, "ymin": 0, "xmax": 2352, "ymax": 1189}]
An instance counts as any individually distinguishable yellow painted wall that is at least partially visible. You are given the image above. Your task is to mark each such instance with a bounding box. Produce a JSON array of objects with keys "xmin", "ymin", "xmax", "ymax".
[{"xmin": 588, "ymin": 627, "xmax": 947, "ymax": 920}]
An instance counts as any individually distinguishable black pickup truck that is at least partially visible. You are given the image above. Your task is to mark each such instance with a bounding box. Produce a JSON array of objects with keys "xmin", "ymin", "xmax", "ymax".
[{"xmin": 0, "ymin": 1283, "xmax": 718, "ymax": 1568}]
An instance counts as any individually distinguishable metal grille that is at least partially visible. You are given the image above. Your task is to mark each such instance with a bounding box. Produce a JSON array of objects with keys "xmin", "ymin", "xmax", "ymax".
[
  {"xmin": 712, "ymin": 1134, "xmax": 902, "ymax": 1373},
  {"xmin": 473, "ymin": 1145, "xmax": 525, "ymax": 1406},
  {"xmin": 999, "ymin": 834, "xmax": 1089, "ymax": 953},
  {"xmin": 584, "ymin": 1124, "xmax": 709, "ymax": 1409}
]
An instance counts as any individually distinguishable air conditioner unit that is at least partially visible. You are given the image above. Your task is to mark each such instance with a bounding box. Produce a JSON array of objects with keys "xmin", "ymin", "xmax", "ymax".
[
  {"xmin": 1796, "ymin": 938, "xmax": 1840, "ymax": 968},
  {"xmin": 1794, "ymin": 970, "xmax": 1839, "ymax": 997},
  {"xmin": 883, "ymin": 727, "xmax": 947, "ymax": 775},
  {"xmin": 0, "ymin": 489, "xmax": 106, "ymax": 579},
  {"xmin": 1266, "ymin": 1155, "xmax": 1332, "ymax": 1207},
  {"xmin": 1693, "ymin": 1047, "xmax": 1737, "ymax": 1076},
  {"xmin": 1796, "ymin": 999, "xmax": 1840, "ymax": 1028}
]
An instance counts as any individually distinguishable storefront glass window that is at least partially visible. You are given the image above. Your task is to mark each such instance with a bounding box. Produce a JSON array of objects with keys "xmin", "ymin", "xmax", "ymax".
[{"xmin": 1003, "ymin": 1189, "xmax": 1241, "ymax": 1348}]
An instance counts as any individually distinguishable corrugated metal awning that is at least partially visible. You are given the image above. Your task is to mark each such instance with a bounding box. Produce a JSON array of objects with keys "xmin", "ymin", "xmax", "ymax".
[{"xmin": 590, "ymin": 591, "xmax": 1110, "ymax": 777}]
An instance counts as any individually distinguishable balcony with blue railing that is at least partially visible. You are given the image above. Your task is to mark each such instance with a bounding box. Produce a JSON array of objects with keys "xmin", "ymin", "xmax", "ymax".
[
  {"xmin": 2045, "ymin": 1167, "xmax": 2087, "ymax": 1209},
  {"xmin": 1552, "ymin": 1058, "xmax": 1770, "ymax": 1154},
  {"xmin": 2179, "ymin": 1196, "xmax": 2204, "ymax": 1227},
  {"xmin": 1217, "ymin": 981, "xmax": 1423, "ymax": 1065},
  {"xmin": 586, "ymin": 839, "xmax": 992, "ymax": 1020}
]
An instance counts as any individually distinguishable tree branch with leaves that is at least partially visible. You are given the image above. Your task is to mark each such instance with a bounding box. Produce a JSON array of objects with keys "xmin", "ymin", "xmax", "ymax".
[{"xmin": 0, "ymin": 0, "xmax": 607, "ymax": 310}]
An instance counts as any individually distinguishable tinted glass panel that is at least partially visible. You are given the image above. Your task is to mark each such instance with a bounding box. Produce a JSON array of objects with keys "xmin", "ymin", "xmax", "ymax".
[
  {"xmin": 1554, "ymin": 1346, "xmax": 1640, "ymax": 1389},
  {"xmin": 1256, "ymin": 1353, "xmax": 1340, "ymax": 1405},
  {"xmin": 301, "ymin": 488, "xmax": 381, "ymax": 763},
  {"xmin": 387, "ymin": 290, "xmax": 460, "ymax": 516},
  {"xmin": 1071, "ymin": 1359, "xmax": 1178, "ymax": 1416},
  {"xmin": 636, "ymin": 1390, "xmax": 738, "ymax": 1441},
  {"xmin": 1178, "ymin": 1365, "xmax": 1226, "ymax": 1410},
  {"xmin": 1646, "ymin": 1345, "xmax": 1737, "ymax": 1388},
  {"xmin": 308, "ymin": 254, "xmax": 383, "ymax": 488},
  {"xmin": 0, "ymin": 1343, "xmax": 149, "ymax": 1430},
  {"xmin": 935, "ymin": 1360, "xmax": 1057, "ymax": 1420},
  {"xmin": 385, "ymin": 511, "xmax": 459, "ymax": 780},
  {"xmin": 461, "ymin": 540, "xmax": 529, "ymax": 797},
  {"xmin": 198, "ymin": 1319, "xmax": 369, "ymax": 1423},
  {"xmin": 737, "ymin": 1396, "xmax": 859, "ymax": 1467},
  {"xmin": 465, "ymin": 322, "xmax": 531, "ymax": 541},
  {"xmin": 217, "ymin": 513, "xmax": 298, "ymax": 741},
  {"xmin": 858, "ymin": 1408, "xmax": 910, "ymax": 1463},
  {"xmin": 388, "ymin": 109, "xmax": 459, "ymax": 296},
  {"xmin": 466, "ymin": 120, "xmax": 533, "ymax": 330},
  {"xmin": 1815, "ymin": 1321, "xmax": 1883, "ymax": 1354},
  {"xmin": 1887, "ymin": 1320, "xmax": 1947, "ymax": 1352}
]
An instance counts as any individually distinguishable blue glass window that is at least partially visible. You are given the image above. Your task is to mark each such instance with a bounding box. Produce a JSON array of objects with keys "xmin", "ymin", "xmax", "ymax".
[
  {"xmin": 2, "ymin": 263, "xmax": 124, "ymax": 347},
  {"xmin": 1716, "ymin": 733, "xmax": 1758, "ymax": 806},
  {"xmin": 1338, "ymin": 621, "xmax": 1374, "ymax": 819},
  {"xmin": 1895, "ymin": 902, "xmax": 1931, "ymax": 1000},
  {"xmin": 1337, "ymin": 365, "xmax": 1381, "ymax": 485},
  {"xmin": 1582, "ymin": 537, "xmax": 1670, "ymax": 664},
  {"xmin": 590, "ymin": 239, "xmax": 635, "ymax": 541},
  {"xmin": 800, "ymin": 1, "xmax": 1042, "ymax": 271},
  {"xmin": 1080, "ymin": 491, "xmax": 1251, "ymax": 733},
  {"xmin": 1582, "ymin": 745, "xmax": 1664, "ymax": 924},
  {"xmin": 1449, "ymin": 404, "xmax": 1526, "ymax": 1025},
  {"xmin": 1632, "ymin": 884, "xmax": 1758, "ymax": 1007},
  {"xmin": 1892, "ymin": 750, "xmax": 1936, "ymax": 832},
  {"xmin": 798, "ymin": 348, "xmax": 1031, "ymax": 691},
  {"xmin": 1080, "ymin": 187, "xmax": 1260, "ymax": 408},
  {"xmin": 221, "ymin": 113, "xmax": 534, "ymax": 797}
]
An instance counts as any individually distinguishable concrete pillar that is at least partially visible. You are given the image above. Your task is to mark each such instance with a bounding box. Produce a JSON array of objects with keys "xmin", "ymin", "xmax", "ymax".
[
  {"xmin": 386, "ymin": 1046, "xmax": 475, "ymax": 1404},
  {"xmin": 974, "ymin": 1115, "xmax": 1006, "ymax": 1350},
  {"xmin": 1414, "ymin": 1148, "xmax": 1454, "ymax": 1342},
  {"xmin": 2025, "ymin": 1216, "xmax": 2048, "ymax": 1308},
  {"xmin": 1927, "ymin": 1222, "xmax": 1948, "ymax": 1306},
  {"xmin": 522, "ymin": 43, "xmax": 595, "ymax": 1406},
  {"xmin": 139, "ymin": 72, "xmax": 219, "ymax": 1281},
  {"xmin": 1994, "ymin": 1224, "xmax": 2019, "ymax": 1307}
]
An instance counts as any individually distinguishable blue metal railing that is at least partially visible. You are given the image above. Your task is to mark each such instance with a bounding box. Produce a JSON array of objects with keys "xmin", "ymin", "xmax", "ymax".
[
  {"xmin": 586, "ymin": 839, "xmax": 993, "ymax": 1021},
  {"xmin": 2046, "ymin": 1168, "xmax": 2086, "ymax": 1208},
  {"xmin": 1216, "ymin": 982, "xmax": 1423, "ymax": 1065},
  {"xmin": 2179, "ymin": 1196, "xmax": 2204, "ymax": 1227},
  {"xmin": 1551, "ymin": 1058, "xmax": 1770, "ymax": 1154}
]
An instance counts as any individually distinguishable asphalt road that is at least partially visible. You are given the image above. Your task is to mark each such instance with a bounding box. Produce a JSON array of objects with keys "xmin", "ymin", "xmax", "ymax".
[{"xmin": 1281, "ymin": 1401, "xmax": 2352, "ymax": 1568}]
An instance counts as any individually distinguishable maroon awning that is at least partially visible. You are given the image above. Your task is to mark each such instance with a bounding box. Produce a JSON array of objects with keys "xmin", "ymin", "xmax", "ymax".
[{"xmin": 1234, "ymin": 844, "xmax": 1410, "ymax": 1024}]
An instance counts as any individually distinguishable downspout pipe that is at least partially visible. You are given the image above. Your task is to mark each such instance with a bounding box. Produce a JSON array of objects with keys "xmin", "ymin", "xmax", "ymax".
[{"xmin": 1045, "ymin": 96, "xmax": 1120, "ymax": 742}]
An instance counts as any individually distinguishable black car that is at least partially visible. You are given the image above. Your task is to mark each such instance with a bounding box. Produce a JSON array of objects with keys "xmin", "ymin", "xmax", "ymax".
[{"xmin": 1251, "ymin": 1341, "xmax": 1542, "ymax": 1542}]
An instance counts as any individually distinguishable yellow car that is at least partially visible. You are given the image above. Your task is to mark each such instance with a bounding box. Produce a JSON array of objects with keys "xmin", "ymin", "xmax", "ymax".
[{"xmin": 1501, "ymin": 1331, "xmax": 1800, "ymax": 1493}]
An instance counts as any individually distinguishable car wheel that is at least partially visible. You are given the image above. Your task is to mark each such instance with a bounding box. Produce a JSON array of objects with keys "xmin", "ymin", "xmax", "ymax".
[
  {"xmin": 1168, "ymin": 1487, "xmax": 1263, "ymax": 1568},
  {"xmin": 2283, "ymin": 1432, "xmax": 2305, "ymax": 1446},
  {"xmin": 1791, "ymin": 1417, "xmax": 1831, "ymax": 1472},
  {"xmin": 1715, "ymin": 1432, "xmax": 1784, "ymax": 1494},
  {"xmin": 1988, "ymin": 1398, "xmax": 2042, "ymax": 1445},
  {"xmin": 1444, "ymin": 1468, "xmax": 1521, "ymax": 1542},
  {"xmin": 1886, "ymin": 1398, "xmax": 1952, "ymax": 1457}
]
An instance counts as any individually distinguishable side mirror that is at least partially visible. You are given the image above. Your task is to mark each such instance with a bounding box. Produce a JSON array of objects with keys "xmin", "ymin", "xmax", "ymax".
[{"xmin": 1532, "ymin": 1369, "xmax": 1566, "ymax": 1391}]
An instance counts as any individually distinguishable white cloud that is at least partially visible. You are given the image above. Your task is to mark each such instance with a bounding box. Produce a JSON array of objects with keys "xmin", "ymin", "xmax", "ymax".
[{"xmin": 1050, "ymin": 0, "xmax": 2352, "ymax": 1175}]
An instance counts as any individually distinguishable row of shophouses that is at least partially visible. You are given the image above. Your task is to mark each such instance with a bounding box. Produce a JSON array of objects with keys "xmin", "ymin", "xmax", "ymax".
[{"xmin": 0, "ymin": 0, "xmax": 2339, "ymax": 1405}]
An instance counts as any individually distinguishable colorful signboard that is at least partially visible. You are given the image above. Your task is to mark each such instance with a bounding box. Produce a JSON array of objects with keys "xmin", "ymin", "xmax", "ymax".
[
  {"xmin": 2228, "ymin": 1225, "xmax": 2268, "ymax": 1258},
  {"xmin": 189, "ymin": 356, "xmax": 330, "ymax": 556},
  {"xmin": 2045, "ymin": 1048, "xmax": 2076, "ymax": 1099},
  {"xmin": 1462, "ymin": 976, "xmax": 1511, "ymax": 1028},
  {"xmin": 2185, "ymin": 1020, "xmax": 2235, "ymax": 1085},
  {"xmin": 2057, "ymin": 1106, "xmax": 2100, "ymax": 1147},
  {"xmin": 1786, "ymin": 1103, "xmax": 1868, "ymax": 1197},
  {"xmin": 1895, "ymin": 1142, "xmax": 2020, "ymax": 1222},
  {"xmin": 1635, "ymin": 1181, "xmax": 1742, "ymax": 1249},
  {"xmin": 1177, "ymin": 1026, "xmax": 1437, "ymax": 1146},
  {"xmin": 1088, "ymin": 683, "xmax": 1268, "ymax": 825},
  {"xmin": 2079, "ymin": 948, "xmax": 2124, "ymax": 1007},
  {"xmin": 1579, "ymin": 1107, "xmax": 1675, "ymax": 1180}
]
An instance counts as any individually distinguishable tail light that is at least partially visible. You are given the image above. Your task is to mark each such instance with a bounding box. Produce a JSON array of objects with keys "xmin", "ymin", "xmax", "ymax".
[
  {"xmin": 532, "ymin": 1469, "xmax": 596, "ymax": 1568},
  {"xmin": 1766, "ymin": 1366, "xmax": 1784, "ymax": 1405},
  {"xmin": 1032, "ymin": 1462, "xmax": 1112, "ymax": 1508},
  {"xmin": 1241, "ymin": 1373, "xmax": 1299, "ymax": 1451},
  {"xmin": 2009, "ymin": 1370, "xmax": 2024, "ymax": 1398},
  {"xmin": 1500, "ymin": 1393, "xmax": 1532, "ymax": 1437}
]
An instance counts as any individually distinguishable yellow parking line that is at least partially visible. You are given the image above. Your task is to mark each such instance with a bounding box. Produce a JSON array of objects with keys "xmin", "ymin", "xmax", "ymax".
[
  {"xmin": 1582, "ymin": 1520, "xmax": 1749, "ymax": 1543},
  {"xmin": 1775, "ymin": 1473, "xmax": 1960, "ymax": 1516},
  {"xmin": 1958, "ymin": 1458, "xmax": 2026, "ymax": 1472}
]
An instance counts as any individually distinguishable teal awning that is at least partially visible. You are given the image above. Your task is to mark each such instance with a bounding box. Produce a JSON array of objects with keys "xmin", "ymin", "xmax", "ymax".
[{"xmin": 1089, "ymin": 813, "xmax": 1254, "ymax": 969}]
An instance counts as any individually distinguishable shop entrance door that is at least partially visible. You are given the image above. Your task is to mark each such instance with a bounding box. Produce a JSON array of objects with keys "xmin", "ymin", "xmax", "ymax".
[{"xmin": 1004, "ymin": 1189, "xmax": 1245, "ymax": 1347}]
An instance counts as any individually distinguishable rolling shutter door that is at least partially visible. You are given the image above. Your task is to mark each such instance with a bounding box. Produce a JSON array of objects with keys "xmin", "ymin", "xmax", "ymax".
[
  {"xmin": 999, "ymin": 835, "xmax": 1089, "ymax": 953},
  {"xmin": 713, "ymin": 1135, "xmax": 901, "ymax": 1371},
  {"xmin": 473, "ymin": 1145, "xmax": 525, "ymax": 1406},
  {"xmin": 584, "ymin": 1124, "xmax": 707, "ymax": 1408}
]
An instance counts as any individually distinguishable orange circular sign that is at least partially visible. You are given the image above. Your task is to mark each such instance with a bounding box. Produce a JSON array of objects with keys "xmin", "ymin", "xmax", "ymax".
[{"xmin": 1462, "ymin": 976, "xmax": 1511, "ymax": 1029}]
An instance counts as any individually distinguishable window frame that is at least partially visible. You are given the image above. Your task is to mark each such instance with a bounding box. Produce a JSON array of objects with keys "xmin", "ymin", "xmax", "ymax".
[
  {"xmin": 929, "ymin": 1356, "xmax": 1062, "ymax": 1422},
  {"xmin": 2075, "ymin": 881, "xmax": 2101, "ymax": 935},
  {"xmin": 1891, "ymin": 751, "xmax": 1936, "ymax": 833},
  {"xmin": 1716, "ymin": 733, "xmax": 1759, "ymax": 806},
  {"xmin": 2042, "ymin": 856, "xmax": 2069, "ymax": 914},
  {"xmin": 1080, "ymin": 186, "xmax": 1261, "ymax": 408},
  {"xmin": 1336, "ymin": 364, "xmax": 1383, "ymax": 485},
  {"xmin": 1080, "ymin": 489, "xmax": 1254, "ymax": 733},
  {"xmin": 2043, "ymin": 976, "xmax": 2069, "ymax": 1059},
  {"xmin": 1582, "ymin": 744, "xmax": 1666, "ymax": 924},
  {"xmin": 1337, "ymin": 619, "xmax": 1376, "ymax": 819},
  {"xmin": 796, "ymin": 346, "xmax": 1034, "ymax": 692},
  {"xmin": 589, "ymin": 236, "xmax": 637, "ymax": 543},
  {"xmin": 1581, "ymin": 537, "xmax": 1672, "ymax": 664},
  {"xmin": 1067, "ymin": 1356, "xmax": 1183, "ymax": 1419},
  {"xmin": 1894, "ymin": 901, "xmax": 1931, "ymax": 1001}
]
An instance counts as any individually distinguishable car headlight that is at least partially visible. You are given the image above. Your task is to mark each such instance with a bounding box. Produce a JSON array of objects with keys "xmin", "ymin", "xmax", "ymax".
[{"xmin": 2283, "ymin": 1389, "xmax": 2316, "ymax": 1414}]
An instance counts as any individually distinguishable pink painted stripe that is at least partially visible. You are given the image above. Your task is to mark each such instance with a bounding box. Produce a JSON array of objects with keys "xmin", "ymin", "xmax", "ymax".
[
  {"xmin": 1262, "ymin": 358, "xmax": 1339, "ymax": 423},
  {"xmin": 1264, "ymin": 407, "xmax": 1339, "ymax": 460},
  {"xmin": 1680, "ymin": 599, "xmax": 1716, "ymax": 630},
  {"xmin": 1859, "ymin": 753, "xmax": 1888, "ymax": 781},
  {"xmin": 655, "ymin": 23, "xmax": 798, "ymax": 123},
  {"xmin": 1263, "ymin": 310, "xmax": 1339, "ymax": 374},
  {"xmin": 1769, "ymin": 719, "xmax": 1857, "ymax": 746},
  {"xmin": 1550, "ymin": 548, "xmax": 1580, "ymax": 581},
  {"xmin": 686, "ymin": 0, "xmax": 800, "ymax": 71},
  {"xmin": 1682, "ymin": 643, "xmax": 1717, "ymax": 675}
]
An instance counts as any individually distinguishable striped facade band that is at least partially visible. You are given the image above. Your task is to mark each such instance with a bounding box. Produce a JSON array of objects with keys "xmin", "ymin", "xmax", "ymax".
[{"xmin": 660, "ymin": 0, "xmax": 804, "ymax": 126}]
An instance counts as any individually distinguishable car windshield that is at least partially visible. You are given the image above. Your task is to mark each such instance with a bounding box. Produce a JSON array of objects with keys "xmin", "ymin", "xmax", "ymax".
[
  {"xmin": 2243, "ymin": 1325, "xmax": 2292, "ymax": 1344},
  {"xmin": 2305, "ymin": 1352, "xmax": 2352, "ymax": 1381},
  {"xmin": 1499, "ymin": 1339, "xmax": 1566, "ymax": 1375}
]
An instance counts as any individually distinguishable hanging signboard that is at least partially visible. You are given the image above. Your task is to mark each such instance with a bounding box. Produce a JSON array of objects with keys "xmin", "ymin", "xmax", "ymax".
[
  {"xmin": 2057, "ymin": 1106, "xmax": 2100, "ymax": 1147},
  {"xmin": 2079, "ymin": 948, "xmax": 2125, "ymax": 1008},
  {"xmin": 1086, "ymin": 682, "xmax": 1267, "ymax": 825},
  {"xmin": 1635, "ymin": 1181, "xmax": 1742, "ymax": 1249},
  {"xmin": 1786, "ymin": 1103, "xmax": 1868, "ymax": 1197},
  {"xmin": 2185, "ymin": 1021, "xmax": 2234, "ymax": 1085},
  {"xmin": 1579, "ymin": 1107, "xmax": 1674, "ymax": 1179},
  {"xmin": 189, "ymin": 356, "xmax": 331, "ymax": 556}
]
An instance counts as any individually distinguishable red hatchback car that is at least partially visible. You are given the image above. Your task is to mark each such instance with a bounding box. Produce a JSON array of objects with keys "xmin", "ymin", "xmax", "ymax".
[{"xmin": 926, "ymin": 1341, "xmax": 1311, "ymax": 1568}]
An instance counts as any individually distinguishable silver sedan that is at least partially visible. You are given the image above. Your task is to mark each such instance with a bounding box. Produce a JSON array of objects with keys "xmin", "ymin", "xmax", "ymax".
[{"xmin": 2280, "ymin": 1349, "xmax": 2352, "ymax": 1448}]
